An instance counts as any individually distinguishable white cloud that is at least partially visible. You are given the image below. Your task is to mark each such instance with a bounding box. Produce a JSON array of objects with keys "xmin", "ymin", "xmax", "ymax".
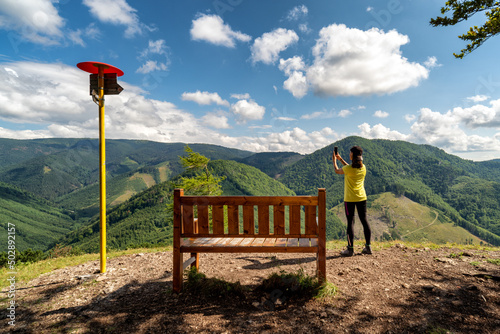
[
  {"xmin": 467, "ymin": 95, "xmax": 489, "ymax": 102},
  {"xmin": 373, "ymin": 110, "xmax": 389, "ymax": 118},
  {"xmin": 230, "ymin": 99, "xmax": 265, "ymax": 123},
  {"xmin": 358, "ymin": 123, "xmax": 408, "ymax": 141},
  {"xmin": 243, "ymin": 126, "xmax": 338, "ymax": 154},
  {"xmin": 279, "ymin": 57, "xmax": 306, "ymax": 75},
  {"xmin": 286, "ymin": 5, "xmax": 308, "ymax": 21},
  {"xmin": 405, "ymin": 114, "xmax": 416, "ymax": 122},
  {"xmin": 307, "ymin": 24, "xmax": 429, "ymax": 97},
  {"xmin": 0, "ymin": 0, "xmax": 65, "ymax": 45},
  {"xmin": 424, "ymin": 56, "xmax": 441, "ymax": 69},
  {"xmin": 338, "ymin": 109, "xmax": 352, "ymax": 118},
  {"xmin": 181, "ymin": 91, "xmax": 230, "ymax": 107},
  {"xmin": 136, "ymin": 61, "xmax": 168, "ymax": 74},
  {"xmin": 230, "ymin": 93, "xmax": 251, "ymax": 100},
  {"xmin": 137, "ymin": 40, "xmax": 170, "ymax": 74},
  {"xmin": 299, "ymin": 23, "xmax": 311, "ymax": 34},
  {"xmin": 279, "ymin": 57, "xmax": 308, "ymax": 98},
  {"xmin": 251, "ymin": 28, "xmax": 299, "ymax": 64},
  {"xmin": 190, "ymin": 13, "xmax": 251, "ymax": 48},
  {"xmin": 202, "ymin": 112, "xmax": 230, "ymax": 129},
  {"xmin": 0, "ymin": 61, "xmax": 229, "ymax": 145},
  {"xmin": 300, "ymin": 110, "xmax": 336, "ymax": 120},
  {"xmin": 283, "ymin": 71, "xmax": 308, "ymax": 99},
  {"xmin": 83, "ymin": 0, "xmax": 148, "ymax": 38}
]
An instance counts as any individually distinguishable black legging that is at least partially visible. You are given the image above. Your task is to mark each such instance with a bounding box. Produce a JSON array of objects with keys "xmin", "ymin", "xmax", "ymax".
[{"xmin": 344, "ymin": 201, "xmax": 371, "ymax": 248}]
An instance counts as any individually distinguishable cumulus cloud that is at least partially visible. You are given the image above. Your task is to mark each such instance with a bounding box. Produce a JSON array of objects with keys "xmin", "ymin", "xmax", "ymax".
[
  {"xmin": 307, "ymin": 24, "xmax": 429, "ymax": 97},
  {"xmin": 358, "ymin": 123, "xmax": 408, "ymax": 141},
  {"xmin": 0, "ymin": 0, "xmax": 66, "ymax": 45},
  {"xmin": 230, "ymin": 99, "xmax": 265, "ymax": 123},
  {"xmin": 241, "ymin": 126, "xmax": 338, "ymax": 153},
  {"xmin": 202, "ymin": 112, "xmax": 230, "ymax": 129},
  {"xmin": 190, "ymin": 13, "xmax": 251, "ymax": 48},
  {"xmin": 251, "ymin": 28, "xmax": 299, "ymax": 64},
  {"xmin": 83, "ymin": 0, "xmax": 152, "ymax": 38},
  {"xmin": 373, "ymin": 110, "xmax": 389, "ymax": 118},
  {"xmin": 0, "ymin": 61, "xmax": 229, "ymax": 145},
  {"xmin": 181, "ymin": 91, "xmax": 229, "ymax": 107}
]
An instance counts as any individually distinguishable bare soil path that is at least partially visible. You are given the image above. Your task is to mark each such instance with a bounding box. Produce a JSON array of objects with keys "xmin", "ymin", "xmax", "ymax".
[{"xmin": 3, "ymin": 244, "xmax": 500, "ymax": 333}]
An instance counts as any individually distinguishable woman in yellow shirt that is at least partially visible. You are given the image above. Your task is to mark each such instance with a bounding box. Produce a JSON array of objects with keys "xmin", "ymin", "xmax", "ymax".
[{"xmin": 333, "ymin": 146, "xmax": 372, "ymax": 256}]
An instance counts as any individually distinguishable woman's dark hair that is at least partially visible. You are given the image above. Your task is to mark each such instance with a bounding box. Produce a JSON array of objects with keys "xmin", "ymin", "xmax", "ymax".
[{"xmin": 351, "ymin": 146, "xmax": 363, "ymax": 168}]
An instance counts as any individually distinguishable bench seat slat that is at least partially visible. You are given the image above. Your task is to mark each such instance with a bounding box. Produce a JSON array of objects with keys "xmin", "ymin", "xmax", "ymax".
[
  {"xmin": 263, "ymin": 238, "xmax": 276, "ymax": 247},
  {"xmin": 298, "ymin": 238, "xmax": 310, "ymax": 247},
  {"xmin": 180, "ymin": 237, "xmax": 318, "ymax": 251}
]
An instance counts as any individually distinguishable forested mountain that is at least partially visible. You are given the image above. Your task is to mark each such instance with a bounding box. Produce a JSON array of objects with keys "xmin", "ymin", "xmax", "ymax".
[
  {"xmin": 0, "ymin": 181, "xmax": 74, "ymax": 252},
  {"xmin": 2, "ymin": 136, "xmax": 500, "ymax": 253},
  {"xmin": 279, "ymin": 136, "xmax": 500, "ymax": 245},
  {"xmin": 237, "ymin": 152, "xmax": 304, "ymax": 178},
  {"xmin": 58, "ymin": 160, "xmax": 300, "ymax": 252},
  {"xmin": 0, "ymin": 139, "xmax": 253, "ymax": 201}
]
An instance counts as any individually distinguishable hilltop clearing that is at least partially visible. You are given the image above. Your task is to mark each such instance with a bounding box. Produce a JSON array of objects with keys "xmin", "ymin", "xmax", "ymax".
[{"xmin": 3, "ymin": 243, "xmax": 499, "ymax": 333}]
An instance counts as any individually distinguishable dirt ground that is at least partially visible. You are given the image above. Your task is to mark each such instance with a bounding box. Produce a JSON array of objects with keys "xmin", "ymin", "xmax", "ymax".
[{"xmin": 2, "ymin": 244, "xmax": 500, "ymax": 334}]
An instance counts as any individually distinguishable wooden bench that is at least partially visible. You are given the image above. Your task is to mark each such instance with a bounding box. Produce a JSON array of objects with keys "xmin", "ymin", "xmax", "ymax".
[{"xmin": 172, "ymin": 188, "xmax": 326, "ymax": 292}]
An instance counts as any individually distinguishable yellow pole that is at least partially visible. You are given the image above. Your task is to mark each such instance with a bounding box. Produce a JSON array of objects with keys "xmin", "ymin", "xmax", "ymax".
[{"xmin": 98, "ymin": 65, "xmax": 106, "ymax": 273}]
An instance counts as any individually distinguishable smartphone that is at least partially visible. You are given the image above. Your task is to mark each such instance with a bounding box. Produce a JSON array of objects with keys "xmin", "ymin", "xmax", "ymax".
[{"xmin": 334, "ymin": 146, "xmax": 338, "ymax": 154}]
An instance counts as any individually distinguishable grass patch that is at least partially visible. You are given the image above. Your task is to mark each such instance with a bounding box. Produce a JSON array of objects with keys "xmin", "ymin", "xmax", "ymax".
[
  {"xmin": 486, "ymin": 258, "xmax": 500, "ymax": 266},
  {"xmin": 470, "ymin": 261, "xmax": 481, "ymax": 267},
  {"xmin": 183, "ymin": 267, "xmax": 248, "ymax": 298}
]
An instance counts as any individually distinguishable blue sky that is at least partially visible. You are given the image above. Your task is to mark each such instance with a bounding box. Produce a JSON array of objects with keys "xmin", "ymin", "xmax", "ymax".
[{"xmin": 0, "ymin": 0, "xmax": 500, "ymax": 161}]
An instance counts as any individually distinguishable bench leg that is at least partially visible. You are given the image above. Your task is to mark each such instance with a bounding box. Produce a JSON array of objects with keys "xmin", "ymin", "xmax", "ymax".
[
  {"xmin": 173, "ymin": 249, "xmax": 183, "ymax": 292},
  {"xmin": 191, "ymin": 252, "xmax": 199, "ymax": 270},
  {"xmin": 317, "ymin": 250, "xmax": 326, "ymax": 283}
]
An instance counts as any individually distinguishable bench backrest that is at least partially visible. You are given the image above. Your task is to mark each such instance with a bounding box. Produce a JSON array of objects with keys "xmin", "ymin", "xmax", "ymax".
[{"xmin": 174, "ymin": 188, "xmax": 326, "ymax": 239}]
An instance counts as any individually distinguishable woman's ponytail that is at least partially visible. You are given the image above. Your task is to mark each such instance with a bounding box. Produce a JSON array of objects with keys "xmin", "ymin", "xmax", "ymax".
[{"xmin": 351, "ymin": 146, "xmax": 364, "ymax": 168}]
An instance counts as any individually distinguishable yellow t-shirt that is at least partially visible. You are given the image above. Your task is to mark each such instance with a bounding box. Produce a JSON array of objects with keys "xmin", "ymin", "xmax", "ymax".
[{"xmin": 342, "ymin": 164, "xmax": 367, "ymax": 202}]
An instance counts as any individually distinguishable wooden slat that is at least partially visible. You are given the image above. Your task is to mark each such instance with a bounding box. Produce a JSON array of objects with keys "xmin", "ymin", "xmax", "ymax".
[
  {"xmin": 298, "ymin": 238, "xmax": 310, "ymax": 247},
  {"xmin": 251, "ymin": 238, "xmax": 265, "ymax": 247},
  {"xmin": 213, "ymin": 205, "xmax": 224, "ymax": 234},
  {"xmin": 243, "ymin": 205, "xmax": 254, "ymax": 234},
  {"xmin": 198, "ymin": 205, "xmax": 209, "ymax": 234},
  {"xmin": 239, "ymin": 238, "xmax": 255, "ymax": 246},
  {"xmin": 258, "ymin": 205, "xmax": 270, "ymax": 235},
  {"xmin": 181, "ymin": 246, "xmax": 316, "ymax": 253},
  {"xmin": 310, "ymin": 238, "xmax": 318, "ymax": 247},
  {"xmin": 287, "ymin": 238, "xmax": 299, "ymax": 247},
  {"xmin": 305, "ymin": 206, "xmax": 317, "ymax": 235},
  {"xmin": 263, "ymin": 238, "xmax": 276, "ymax": 247},
  {"xmin": 228, "ymin": 205, "xmax": 239, "ymax": 235},
  {"xmin": 275, "ymin": 238, "xmax": 287, "ymax": 247},
  {"xmin": 180, "ymin": 196, "xmax": 318, "ymax": 206},
  {"xmin": 289, "ymin": 205, "xmax": 301, "ymax": 235},
  {"xmin": 274, "ymin": 206, "xmax": 285, "ymax": 235},
  {"xmin": 183, "ymin": 205, "xmax": 194, "ymax": 234},
  {"xmin": 229, "ymin": 238, "xmax": 243, "ymax": 246}
]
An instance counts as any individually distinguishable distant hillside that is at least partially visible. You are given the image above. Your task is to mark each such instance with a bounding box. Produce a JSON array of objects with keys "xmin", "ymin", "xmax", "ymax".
[
  {"xmin": 333, "ymin": 192, "xmax": 483, "ymax": 245},
  {"xmin": 279, "ymin": 136, "xmax": 500, "ymax": 245},
  {"xmin": 0, "ymin": 182, "xmax": 75, "ymax": 252},
  {"xmin": 210, "ymin": 160, "xmax": 296, "ymax": 196},
  {"xmin": 237, "ymin": 152, "xmax": 304, "ymax": 178},
  {"xmin": 0, "ymin": 139, "xmax": 252, "ymax": 201},
  {"xmin": 59, "ymin": 160, "xmax": 298, "ymax": 252}
]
